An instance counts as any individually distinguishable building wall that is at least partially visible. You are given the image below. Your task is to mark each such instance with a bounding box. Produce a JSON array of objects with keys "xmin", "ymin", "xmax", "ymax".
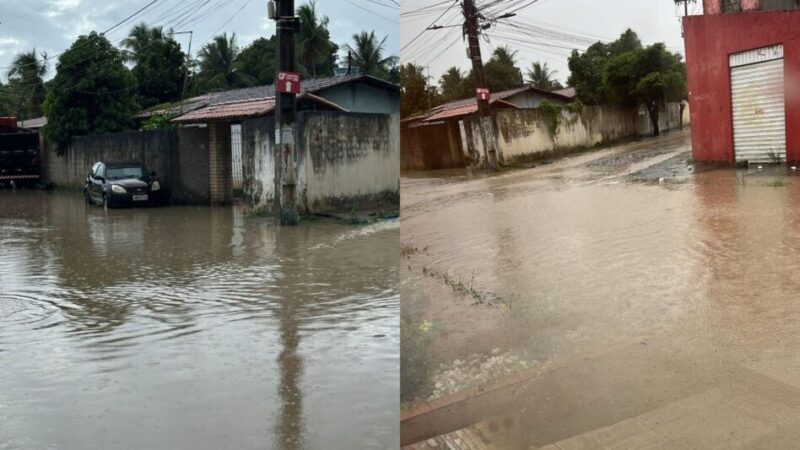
[
  {"xmin": 465, "ymin": 103, "xmax": 686, "ymax": 164},
  {"xmin": 684, "ymin": 10, "xmax": 800, "ymax": 163},
  {"xmin": 46, "ymin": 128, "xmax": 211, "ymax": 205},
  {"xmin": 242, "ymin": 111, "xmax": 399, "ymax": 213},
  {"xmin": 401, "ymin": 121, "xmax": 466, "ymax": 170}
]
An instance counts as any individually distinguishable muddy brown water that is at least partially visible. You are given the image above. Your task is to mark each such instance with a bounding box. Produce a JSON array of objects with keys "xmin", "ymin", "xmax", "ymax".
[
  {"xmin": 0, "ymin": 190, "xmax": 399, "ymax": 450},
  {"xmin": 401, "ymin": 131, "xmax": 800, "ymax": 445}
]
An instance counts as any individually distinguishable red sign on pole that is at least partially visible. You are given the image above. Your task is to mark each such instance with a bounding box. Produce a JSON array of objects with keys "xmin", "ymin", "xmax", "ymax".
[
  {"xmin": 476, "ymin": 87, "xmax": 490, "ymax": 101},
  {"xmin": 277, "ymin": 71, "xmax": 301, "ymax": 94}
]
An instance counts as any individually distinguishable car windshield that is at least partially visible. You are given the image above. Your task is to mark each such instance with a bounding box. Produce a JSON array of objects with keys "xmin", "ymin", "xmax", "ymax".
[{"xmin": 106, "ymin": 166, "xmax": 148, "ymax": 181}]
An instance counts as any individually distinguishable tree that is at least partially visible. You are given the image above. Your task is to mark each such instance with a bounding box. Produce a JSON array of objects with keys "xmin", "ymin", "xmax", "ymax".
[
  {"xmin": 526, "ymin": 62, "xmax": 563, "ymax": 91},
  {"xmin": 604, "ymin": 43, "xmax": 686, "ymax": 136},
  {"xmin": 439, "ymin": 67, "xmax": 471, "ymax": 102},
  {"xmin": 122, "ymin": 23, "xmax": 185, "ymax": 108},
  {"xmin": 296, "ymin": 1, "xmax": 338, "ymax": 78},
  {"xmin": 43, "ymin": 32, "xmax": 138, "ymax": 152},
  {"xmin": 568, "ymin": 28, "xmax": 643, "ymax": 105},
  {"xmin": 197, "ymin": 33, "xmax": 256, "ymax": 91},
  {"xmin": 483, "ymin": 46, "xmax": 523, "ymax": 92},
  {"xmin": 7, "ymin": 50, "xmax": 48, "ymax": 120},
  {"xmin": 236, "ymin": 37, "xmax": 277, "ymax": 85},
  {"xmin": 344, "ymin": 31, "xmax": 398, "ymax": 80},
  {"xmin": 400, "ymin": 63, "xmax": 430, "ymax": 117}
]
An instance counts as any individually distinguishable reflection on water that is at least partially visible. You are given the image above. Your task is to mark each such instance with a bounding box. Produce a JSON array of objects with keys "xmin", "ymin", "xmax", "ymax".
[
  {"xmin": 401, "ymin": 147, "xmax": 800, "ymax": 444},
  {"xmin": 0, "ymin": 190, "xmax": 399, "ymax": 450}
]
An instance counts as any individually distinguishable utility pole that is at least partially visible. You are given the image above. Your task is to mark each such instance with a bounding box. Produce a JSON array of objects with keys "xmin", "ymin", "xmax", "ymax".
[
  {"xmin": 273, "ymin": 0, "xmax": 300, "ymax": 225},
  {"xmin": 462, "ymin": 0, "xmax": 498, "ymax": 170},
  {"xmin": 172, "ymin": 31, "xmax": 193, "ymax": 115}
]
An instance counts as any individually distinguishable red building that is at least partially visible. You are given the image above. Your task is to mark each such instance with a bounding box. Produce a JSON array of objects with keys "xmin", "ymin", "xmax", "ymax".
[{"xmin": 685, "ymin": 0, "xmax": 800, "ymax": 164}]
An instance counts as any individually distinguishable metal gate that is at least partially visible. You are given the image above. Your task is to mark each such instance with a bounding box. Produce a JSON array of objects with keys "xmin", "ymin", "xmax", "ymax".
[
  {"xmin": 730, "ymin": 45, "xmax": 786, "ymax": 163},
  {"xmin": 231, "ymin": 124, "xmax": 243, "ymax": 192}
]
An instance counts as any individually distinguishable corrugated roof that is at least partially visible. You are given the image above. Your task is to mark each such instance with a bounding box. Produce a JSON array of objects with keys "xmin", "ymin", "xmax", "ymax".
[
  {"xmin": 170, "ymin": 93, "xmax": 347, "ymax": 123},
  {"xmin": 405, "ymin": 85, "xmax": 575, "ymax": 124},
  {"xmin": 17, "ymin": 116, "xmax": 47, "ymax": 129},
  {"xmin": 552, "ymin": 87, "xmax": 576, "ymax": 99},
  {"xmin": 140, "ymin": 74, "xmax": 398, "ymax": 119},
  {"xmin": 424, "ymin": 99, "xmax": 519, "ymax": 122}
]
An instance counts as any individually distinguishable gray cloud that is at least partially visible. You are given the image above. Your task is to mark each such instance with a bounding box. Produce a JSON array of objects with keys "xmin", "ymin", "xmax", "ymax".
[{"xmin": 0, "ymin": 0, "xmax": 399, "ymax": 81}]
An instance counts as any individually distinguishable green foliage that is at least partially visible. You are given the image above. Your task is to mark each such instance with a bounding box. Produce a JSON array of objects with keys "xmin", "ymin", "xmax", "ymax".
[
  {"xmin": 141, "ymin": 113, "xmax": 175, "ymax": 130},
  {"xmin": 439, "ymin": 66, "xmax": 471, "ymax": 103},
  {"xmin": 43, "ymin": 32, "xmax": 138, "ymax": 153},
  {"xmin": 122, "ymin": 24, "xmax": 185, "ymax": 109},
  {"xmin": 344, "ymin": 31, "xmax": 399, "ymax": 80},
  {"xmin": 236, "ymin": 37, "xmax": 277, "ymax": 85},
  {"xmin": 483, "ymin": 46, "xmax": 523, "ymax": 92},
  {"xmin": 6, "ymin": 50, "xmax": 48, "ymax": 120},
  {"xmin": 526, "ymin": 61, "xmax": 563, "ymax": 91},
  {"xmin": 604, "ymin": 42, "xmax": 686, "ymax": 136},
  {"xmin": 567, "ymin": 29, "xmax": 643, "ymax": 105},
  {"xmin": 400, "ymin": 63, "xmax": 431, "ymax": 117},
  {"xmin": 538, "ymin": 100, "xmax": 562, "ymax": 135},
  {"xmin": 296, "ymin": 1, "xmax": 338, "ymax": 78},
  {"xmin": 197, "ymin": 32, "xmax": 256, "ymax": 91}
]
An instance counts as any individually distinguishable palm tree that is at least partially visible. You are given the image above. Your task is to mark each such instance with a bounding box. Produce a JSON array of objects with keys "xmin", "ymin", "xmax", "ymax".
[
  {"xmin": 440, "ymin": 66, "xmax": 466, "ymax": 101},
  {"xmin": 527, "ymin": 61, "xmax": 563, "ymax": 90},
  {"xmin": 344, "ymin": 31, "xmax": 398, "ymax": 79},
  {"xmin": 197, "ymin": 33, "xmax": 256, "ymax": 90},
  {"xmin": 122, "ymin": 23, "xmax": 169, "ymax": 63},
  {"xmin": 296, "ymin": 1, "xmax": 335, "ymax": 78},
  {"xmin": 7, "ymin": 49, "xmax": 48, "ymax": 119}
]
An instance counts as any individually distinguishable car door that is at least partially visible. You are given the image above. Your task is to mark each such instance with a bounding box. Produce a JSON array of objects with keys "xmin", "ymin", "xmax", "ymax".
[{"xmin": 91, "ymin": 163, "xmax": 105, "ymax": 202}]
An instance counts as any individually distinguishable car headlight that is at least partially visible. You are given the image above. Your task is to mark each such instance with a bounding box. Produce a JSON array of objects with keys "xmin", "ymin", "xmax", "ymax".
[
  {"xmin": 111, "ymin": 184, "xmax": 126, "ymax": 194},
  {"xmin": 151, "ymin": 181, "xmax": 161, "ymax": 191}
]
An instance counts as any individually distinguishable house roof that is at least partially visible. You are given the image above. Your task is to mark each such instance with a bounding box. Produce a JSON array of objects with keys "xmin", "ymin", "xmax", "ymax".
[
  {"xmin": 17, "ymin": 116, "xmax": 47, "ymax": 129},
  {"xmin": 171, "ymin": 93, "xmax": 346, "ymax": 124},
  {"xmin": 551, "ymin": 87, "xmax": 576, "ymax": 99},
  {"xmin": 405, "ymin": 84, "xmax": 574, "ymax": 124},
  {"xmin": 140, "ymin": 74, "xmax": 398, "ymax": 119},
  {"xmin": 424, "ymin": 98, "xmax": 519, "ymax": 122}
]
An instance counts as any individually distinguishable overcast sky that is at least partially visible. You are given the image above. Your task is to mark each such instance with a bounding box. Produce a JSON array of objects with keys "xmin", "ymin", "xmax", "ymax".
[
  {"xmin": 402, "ymin": 0, "xmax": 694, "ymax": 86},
  {"xmin": 0, "ymin": 0, "xmax": 399, "ymax": 82}
]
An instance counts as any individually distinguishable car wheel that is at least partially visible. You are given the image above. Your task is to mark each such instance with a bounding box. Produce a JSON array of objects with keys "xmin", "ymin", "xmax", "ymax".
[
  {"xmin": 102, "ymin": 194, "xmax": 109, "ymax": 209},
  {"xmin": 84, "ymin": 189, "xmax": 92, "ymax": 205}
]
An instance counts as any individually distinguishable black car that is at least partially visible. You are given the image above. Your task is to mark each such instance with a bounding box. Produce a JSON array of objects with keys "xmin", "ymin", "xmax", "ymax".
[{"xmin": 84, "ymin": 161, "xmax": 163, "ymax": 207}]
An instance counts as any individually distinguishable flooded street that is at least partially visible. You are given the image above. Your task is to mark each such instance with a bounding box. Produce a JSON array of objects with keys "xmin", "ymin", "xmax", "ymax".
[
  {"xmin": 401, "ymin": 129, "xmax": 800, "ymax": 448},
  {"xmin": 0, "ymin": 191, "xmax": 399, "ymax": 450}
]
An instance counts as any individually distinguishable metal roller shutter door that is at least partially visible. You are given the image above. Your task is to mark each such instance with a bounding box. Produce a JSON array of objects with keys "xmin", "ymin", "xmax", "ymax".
[{"xmin": 730, "ymin": 46, "xmax": 786, "ymax": 163}]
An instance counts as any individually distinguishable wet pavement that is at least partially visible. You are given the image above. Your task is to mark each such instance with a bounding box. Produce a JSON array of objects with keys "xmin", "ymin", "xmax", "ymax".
[
  {"xmin": 0, "ymin": 191, "xmax": 399, "ymax": 450},
  {"xmin": 401, "ymin": 129, "xmax": 800, "ymax": 447}
]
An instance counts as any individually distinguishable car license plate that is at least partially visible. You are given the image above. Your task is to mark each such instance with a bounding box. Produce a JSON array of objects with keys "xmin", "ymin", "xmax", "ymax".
[{"xmin": 133, "ymin": 194, "xmax": 148, "ymax": 201}]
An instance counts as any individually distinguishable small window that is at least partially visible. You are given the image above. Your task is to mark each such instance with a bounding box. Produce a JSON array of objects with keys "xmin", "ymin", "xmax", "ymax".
[{"xmin": 723, "ymin": 0, "xmax": 742, "ymax": 12}]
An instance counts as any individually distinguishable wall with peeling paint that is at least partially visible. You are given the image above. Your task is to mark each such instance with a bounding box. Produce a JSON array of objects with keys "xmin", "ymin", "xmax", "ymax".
[
  {"xmin": 242, "ymin": 111, "xmax": 399, "ymax": 213},
  {"xmin": 465, "ymin": 103, "xmax": 686, "ymax": 164}
]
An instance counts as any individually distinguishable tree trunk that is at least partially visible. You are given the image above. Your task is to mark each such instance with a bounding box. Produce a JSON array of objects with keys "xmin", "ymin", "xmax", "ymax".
[{"xmin": 648, "ymin": 103, "xmax": 660, "ymax": 137}]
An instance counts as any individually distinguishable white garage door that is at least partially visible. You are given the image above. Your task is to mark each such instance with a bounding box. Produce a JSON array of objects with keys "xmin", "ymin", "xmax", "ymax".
[{"xmin": 730, "ymin": 45, "xmax": 786, "ymax": 164}]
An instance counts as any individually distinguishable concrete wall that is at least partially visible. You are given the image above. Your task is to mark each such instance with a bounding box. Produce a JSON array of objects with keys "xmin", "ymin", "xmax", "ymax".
[
  {"xmin": 46, "ymin": 127, "xmax": 210, "ymax": 205},
  {"xmin": 401, "ymin": 121, "xmax": 465, "ymax": 170},
  {"xmin": 684, "ymin": 10, "xmax": 800, "ymax": 163},
  {"xmin": 242, "ymin": 111, "xmax": 398, "ymax": 213},
  {"xmin": 465, "ymin": 103, "xmax": 686, "ymax": 164}
]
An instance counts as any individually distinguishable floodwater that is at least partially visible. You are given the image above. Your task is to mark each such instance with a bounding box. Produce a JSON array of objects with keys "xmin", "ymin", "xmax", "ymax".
[
  {"xmin": 401, "ymin": 130, "xmax": 800, "ymax": 447},
  {"xmin": 0, "ymin": 191, "xmax": 399, "ymax": 450}
]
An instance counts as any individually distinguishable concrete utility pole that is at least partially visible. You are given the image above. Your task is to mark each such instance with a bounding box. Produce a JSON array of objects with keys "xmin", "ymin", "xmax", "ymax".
[
  {"xmin": 462, "ymin": 0, "xmax": 498, "ymax": 170},
  {"xmin": 274, "ymin": 0, "xmax": 300, "ymax": 225}
]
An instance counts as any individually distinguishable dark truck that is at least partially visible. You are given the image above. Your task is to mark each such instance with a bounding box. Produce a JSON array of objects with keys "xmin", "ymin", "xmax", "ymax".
[{"xmin": 0, "ymin": 117, "xmax": 42, "ymax": 187}]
